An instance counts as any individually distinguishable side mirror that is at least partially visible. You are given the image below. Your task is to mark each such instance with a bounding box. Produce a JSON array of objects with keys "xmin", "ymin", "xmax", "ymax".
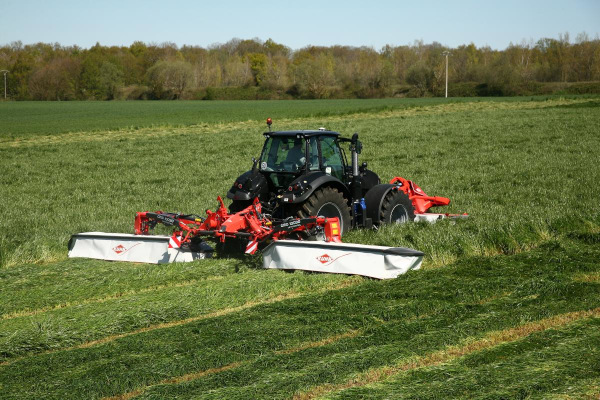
[{"xmin": 349, "ymin": 140, "xmax": 362, "ymax": 154}]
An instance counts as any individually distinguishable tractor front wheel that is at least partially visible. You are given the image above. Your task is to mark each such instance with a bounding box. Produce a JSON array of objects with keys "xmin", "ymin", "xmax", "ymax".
[
  {"xmin": 297, "ymin": 187, "xmax": 351, "ymax": 234},
  {"xmin": 380, "ymin": 190, "xmax": 415, "ymax": 224}
]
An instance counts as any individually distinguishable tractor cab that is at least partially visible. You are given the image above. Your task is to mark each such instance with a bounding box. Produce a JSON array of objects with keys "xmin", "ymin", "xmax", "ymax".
[{"xmin": 258, "ymin": 130, "xmax": 347, "ymax": 189}]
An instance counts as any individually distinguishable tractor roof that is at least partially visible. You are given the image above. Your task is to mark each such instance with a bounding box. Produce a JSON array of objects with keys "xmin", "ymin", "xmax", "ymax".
[{"xmin": 264, "ymin": 130, "xmax": 340, "ymax": 138}]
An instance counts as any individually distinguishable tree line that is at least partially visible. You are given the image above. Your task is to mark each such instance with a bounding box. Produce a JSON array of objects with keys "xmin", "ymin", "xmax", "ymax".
[{"xmin": 1, "ymin": 33, "xmax": 599, "ymax": 101}]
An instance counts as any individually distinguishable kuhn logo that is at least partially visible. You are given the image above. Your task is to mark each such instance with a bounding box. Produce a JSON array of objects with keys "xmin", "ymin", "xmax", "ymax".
[
  {"xmin": 317, "ymin": 254, "xmax": 332, "ymax": 264},
  {"xmin": 113, "ymin": 244, "xmax": 127, "ymax": 254},
  {"xmin": 316, "ymin": 252, "xmax": 351, "ymax": 266},
  {"xmin": 112, "ymin": 243, "xmax": 140, "ymax": 255}
]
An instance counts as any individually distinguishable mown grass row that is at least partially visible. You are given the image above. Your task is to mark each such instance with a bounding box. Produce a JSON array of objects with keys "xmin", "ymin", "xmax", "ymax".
[
  {"xmin": 0, "ymin": 265, "xmax": 356, "ymax": 361},
  {"xmin": 0, "ymin": 234, "xmax": 598, "ymax": 399},
  {"xmin": 0, "ymin": 258, "xmax": 236, "ymax": 316},
  {"xmin": 326, "ymin": 317, "xmax": 600, "ymax": 399}
]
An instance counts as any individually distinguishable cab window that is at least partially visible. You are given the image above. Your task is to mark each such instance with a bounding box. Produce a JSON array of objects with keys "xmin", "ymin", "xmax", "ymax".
[
  {"xmin": 260, "ymin": 136, "xmax": 306, "ymax": 172},
  {"xmin": 308, "ymin": 138, "xmax": 320, "ymax": 171},
  {"xmin": 319, "ymin": 136, "xmax": 344, "ymax": 180}
]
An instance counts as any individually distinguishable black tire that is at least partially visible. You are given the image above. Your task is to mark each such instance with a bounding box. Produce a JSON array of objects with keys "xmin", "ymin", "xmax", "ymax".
[
  {"xmin": 380, "ymin": 190, "xmax": 415, "ymax": 224},
  {"xmin": 296, "ymin": 187, "xmax": 351, "ymax": 234}
]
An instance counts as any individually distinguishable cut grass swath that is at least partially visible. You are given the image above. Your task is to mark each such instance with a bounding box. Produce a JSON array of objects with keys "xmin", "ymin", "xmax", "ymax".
[
  {"xmin": 1, "ymin": 237, "xmax": 599, "ymax": 399},
  {"xmin": 294, "ymin": 307, "xmax": 600, "ymax": 399}
]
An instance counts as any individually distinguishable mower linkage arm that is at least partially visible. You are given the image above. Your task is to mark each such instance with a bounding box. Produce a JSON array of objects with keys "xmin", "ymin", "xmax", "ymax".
[{"xmin": 135, "ymin": 196, "xmax": 342, "ymax": 254}]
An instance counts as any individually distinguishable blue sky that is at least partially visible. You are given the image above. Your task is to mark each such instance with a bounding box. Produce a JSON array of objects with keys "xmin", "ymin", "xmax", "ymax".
[{"xmin": 1, "ymin": 0, "xmax": 599, "ymax": 50}]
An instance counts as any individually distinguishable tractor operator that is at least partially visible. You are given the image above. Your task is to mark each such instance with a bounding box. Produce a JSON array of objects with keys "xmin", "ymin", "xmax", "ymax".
[{"xmin": 285, "ymin": 138, "xmax": 306, "ymax": 168}]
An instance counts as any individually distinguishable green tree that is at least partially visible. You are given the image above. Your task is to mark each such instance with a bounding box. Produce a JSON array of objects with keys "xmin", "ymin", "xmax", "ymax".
[
  {"xmin": 9, "ymin": 47, "xmax": 35, "ymax": 99},
  {"xmin": 129, "ymin": 41, "xmax": 147, "ymax": 58},
  {"xmin": 292, "ymin": 52, "xmax": 336, "ymax": 98},
  {"xmin": 98, "ymin": 61, "xmax": 123, "ymax": 99},
  {"xmin": 264, "ymin": 38, "xmax": 290, "ymax": 57},
  {"xmin": 247, "ymin": 53, "xmax": 267, "ymax": 85},
  {"xmin": 262, "ymin": 55, "xmax": 289, "ymax": 89},
  {"xmin": 405, "ymin": 62, "xmax": 434, "ymax": 96},
  {"xmin": 355, "ymin": 48, "xmax": 394, "ymax": 95},
  {"xmin": 29, "ymin": 57, "xmax": 80, "ymax": 100},
  {"xmin": 146, "ymin": 60, "xmax": 193, "ymax": 99},
  {"xmin": 223, "ymin": 56, "xmax": 251, "ymax": 86},
  {"xmin": 79, "ymin": 54, "xmax": 103, "ymax": 98}
]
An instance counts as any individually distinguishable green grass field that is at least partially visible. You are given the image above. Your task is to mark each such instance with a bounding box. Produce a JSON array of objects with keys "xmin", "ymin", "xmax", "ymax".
[
  {"xmin": 0, "ymin": 95, "xmax": 591, "ymax": 138},
  {"xmin": 1, "ymin": 97, "xmax": 600, "ymax": 399},
  {"xmin": 0, "ymin": 98, "xmax": 455, "ymax": 138}
]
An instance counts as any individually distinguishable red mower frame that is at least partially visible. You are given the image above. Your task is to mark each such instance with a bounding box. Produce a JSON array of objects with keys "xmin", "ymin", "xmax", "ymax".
[{"xmin": 135, "ymin": 196, "xmax": 341, "ymax": 254}]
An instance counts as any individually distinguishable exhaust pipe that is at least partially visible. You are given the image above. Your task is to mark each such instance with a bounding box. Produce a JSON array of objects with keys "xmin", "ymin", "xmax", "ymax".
[
  {"xmin": 351, "ymin": 133, "xmax": 361, "ymax": 198},
  {"xmin": 350, "ymin": 133, "xmax": 368, "ymax": 227}
]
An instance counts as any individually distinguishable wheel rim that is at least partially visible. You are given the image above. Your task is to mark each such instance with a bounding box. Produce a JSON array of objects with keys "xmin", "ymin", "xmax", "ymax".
[
  {"xmin": 390, "ymin": 204, "xmax": 409, "ymax": 224},
  {"xmin": 317, "ymin": 202, "xmax": 344, "ymax": 232}
]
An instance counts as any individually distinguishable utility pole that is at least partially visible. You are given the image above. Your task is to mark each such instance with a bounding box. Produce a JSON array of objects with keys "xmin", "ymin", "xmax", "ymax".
[
  {"xmin": 442, "ymin": 52, "xmax": 450, "ymax": 98},
  {"xmin": 0, "ymin": 70, "xmax": 8, "ymax": 100}
]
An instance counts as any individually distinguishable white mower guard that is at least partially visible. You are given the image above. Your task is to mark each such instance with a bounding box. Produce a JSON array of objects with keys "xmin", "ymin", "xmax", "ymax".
[
  {"xmin": 262, "ymin": 240, "xmax": 423, "ymax": 279},
  {"xmin": 68, "ymin": 232, "xmax": 212, "ymax": 264},
  {"xmin": 68, "ymin": 233, "xmax": 423, "ymax": 280},
  {"xmin": 415, "ymin": 213, "xmax": 469, "ymax": 223}
]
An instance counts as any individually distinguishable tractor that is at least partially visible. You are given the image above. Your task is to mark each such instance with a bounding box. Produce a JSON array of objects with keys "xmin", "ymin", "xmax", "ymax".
[
  {"xmin": 69, "ymin": 119, "xmax": 462, "ymax": 263},
  {"xmin": 227, "ymin": 119, "xmax": 451, "ymax": 237}
]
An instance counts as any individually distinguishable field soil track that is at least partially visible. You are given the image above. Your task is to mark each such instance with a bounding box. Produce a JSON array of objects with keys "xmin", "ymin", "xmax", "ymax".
[{"xmin": 1, "ymin": 97, "xmax": 600, "ymax": 399}]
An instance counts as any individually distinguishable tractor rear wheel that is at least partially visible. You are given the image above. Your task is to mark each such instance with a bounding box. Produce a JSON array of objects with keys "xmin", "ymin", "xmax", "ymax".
[
  {"xmin": 381, "ymin": 190, "xmax": 415, "ymax": 224},
  {"xmin": 296, "ymin": 187, "xmax": 351, "ymax": 234}
]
